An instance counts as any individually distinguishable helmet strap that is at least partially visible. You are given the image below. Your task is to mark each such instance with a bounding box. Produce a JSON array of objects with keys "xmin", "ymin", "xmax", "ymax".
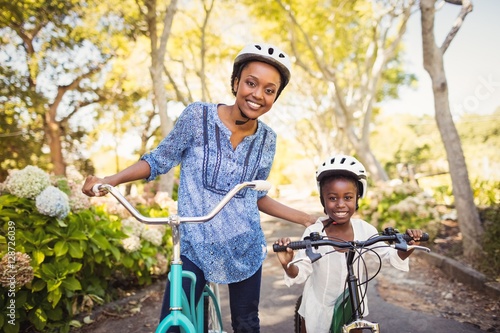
[
  {"xmin": 322, "ymin": 218, "xmax": 336, "ymax": 232},
  {"xmin": 235, "ymin": 106, "xmax": 256, "ymax": 125}
]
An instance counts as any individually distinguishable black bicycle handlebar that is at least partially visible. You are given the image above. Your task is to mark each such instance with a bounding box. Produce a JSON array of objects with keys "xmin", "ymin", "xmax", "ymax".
[{"xmin": 273, "ymin": 228, "xmax": 429, "ymax": 253}]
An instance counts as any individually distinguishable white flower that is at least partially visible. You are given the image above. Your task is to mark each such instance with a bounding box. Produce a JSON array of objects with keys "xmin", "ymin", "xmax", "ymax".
[
  {"xmin": 153, "ymin": 192, "xmax": 177, "ymax": 213},
  {"xmin": 4, "ymin": 166, "xmax": 51, "ymax": 199},
  {"xmin": 68, "ymin": 180, "xmax": 91, "ymax": 212},
  {"xmin": 35, "ymin": 186, "xmax": 70, "ymax": 219},
  {"xmin": 122, "ymin": 235, "xmax": 141, "ymax": 253},
  {"xmin": 141, "ymin": 228, "xmax": 163, "ymax": 246},
  {"xmin": 121, "ymin": 217, "xmax": 145, "ymax": 237}
]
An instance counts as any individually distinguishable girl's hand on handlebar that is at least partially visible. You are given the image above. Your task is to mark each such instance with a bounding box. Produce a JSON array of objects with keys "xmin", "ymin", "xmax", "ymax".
[
  {"xmin": 406, "ymin": 229, "xmax": 424, "ymax": 245},
  {"xmin": 82, "ymin": 175, "xmax": 106, "ymax": 197},
  {"xmin": 275, "ymin": 237, "xmax": 294, "ymax": 267}
]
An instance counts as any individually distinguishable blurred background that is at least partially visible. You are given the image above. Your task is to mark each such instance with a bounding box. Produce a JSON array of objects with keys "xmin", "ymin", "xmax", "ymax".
[{"xmin": 0, "ymin": 1, "xmax": 498, "ymax": 331}]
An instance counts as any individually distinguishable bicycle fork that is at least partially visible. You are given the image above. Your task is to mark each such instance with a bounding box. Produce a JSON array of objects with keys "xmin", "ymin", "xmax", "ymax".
[{"xmin": 156, "ymin": 221, "xmax": 197, "ymax": 333}]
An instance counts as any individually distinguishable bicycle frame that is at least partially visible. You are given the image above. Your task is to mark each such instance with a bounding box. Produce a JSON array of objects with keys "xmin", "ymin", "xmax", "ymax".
[
  {"xmin": 332, "ymin": 249, "xmax": 380, "ymax": 333},
  {"xmin": 95, "ymin": 180, "xmax": 271, "ymax": 333}
]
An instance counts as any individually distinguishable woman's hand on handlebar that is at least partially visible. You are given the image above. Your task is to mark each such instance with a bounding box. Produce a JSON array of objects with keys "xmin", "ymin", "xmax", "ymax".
[{"xmin": 82, "ymin": 175, "xmax": 107, "ymax": 197}]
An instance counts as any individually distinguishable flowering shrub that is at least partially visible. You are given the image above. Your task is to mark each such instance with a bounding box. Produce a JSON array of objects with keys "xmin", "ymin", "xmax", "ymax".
[
  {"xmin": 359, "ymin": 180, "xmax": 441, "ymax": 235},
  {"xmin": 122, "ymin": 235, "xmax": 142, "ymax": 253},
  {"xmin": 121, "ymin": 217, "xmax": 145, "ymax": 237},
  {"xmin": 3, "ymin": 166, "xmax": 51, "ymax": 199},
  {"xmin": 0, "ymin": 252, "xmax": 34, "ymax": 288},
  {"xmin": 0, "ymin": 166, "xmax": 174, "ymax": 333},
  {"xmin": 118, "ymin": 215, "xmax": 167, "ymax": 250},
  {"xmin": 35, "ymin": 186, "xmax": 70, "ymax": 219},
  {"xmin": 141, "ymin": 227, "xmax": 164, "ymax": 246}
]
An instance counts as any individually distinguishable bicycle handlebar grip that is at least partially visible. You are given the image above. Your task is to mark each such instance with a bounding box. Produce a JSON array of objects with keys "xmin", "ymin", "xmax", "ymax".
[
  {"xmin": 403, "ymin": 232, "xmax": 429, "ymax": 242},
  {"xmin": 92, "ymin": 184, "xmax": 103, "ymax": 195},
  {"xmin": 251, "ymin": 180, "xmax": 272, "ymax": 191},
  {"xmin": 273, "ymin": 241, "xmax": 307, "ymax": 252}
]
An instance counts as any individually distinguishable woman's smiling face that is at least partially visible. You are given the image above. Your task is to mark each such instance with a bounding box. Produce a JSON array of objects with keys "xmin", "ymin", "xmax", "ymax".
[
  {"xmin": 321, "ymin": 176, "xmax": 358, "ymax": 225},
  {"xmin": 233, "ymin": 61, "xmax": 282, "ymax": 119}
]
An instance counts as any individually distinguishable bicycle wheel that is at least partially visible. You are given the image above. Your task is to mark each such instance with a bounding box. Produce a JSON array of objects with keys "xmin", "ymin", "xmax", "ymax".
[
  {"xmin": 294, "ymin": 295, "xmax": 305, "ymax": 333},
  {"xmin": 203, "ymin": 283, "xmax": 225, "ymax": 333}
]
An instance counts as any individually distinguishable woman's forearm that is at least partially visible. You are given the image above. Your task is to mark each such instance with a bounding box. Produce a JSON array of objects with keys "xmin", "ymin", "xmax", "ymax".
[
  {"xmin": 104, "ymin": 160, "xmax": 152, "ymax": 186},
  {"xmin": 258, "ymin": 195, "xmax": 315, "ymax": 227}
]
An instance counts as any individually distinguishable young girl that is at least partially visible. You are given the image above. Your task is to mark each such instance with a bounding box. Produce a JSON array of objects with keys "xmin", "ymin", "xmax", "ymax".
[
  {"xmin": 275, "ymin": 154, "xmax": 423, "ymax": 333},
  {"xmin": 82, "ymin": 43, "xmax": 315, "ymax": 333}
]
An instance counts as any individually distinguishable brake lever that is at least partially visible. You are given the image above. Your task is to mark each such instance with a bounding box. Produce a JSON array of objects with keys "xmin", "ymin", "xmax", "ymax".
[
  {"xmin": 305, "ymin": 241, "xmax": 322, "ymax": 263},
  {"xmin": 408, "ymin": 245, "xmax": 431, "ymax": 253},
  {"xmin": 391, "ymin": 244, "xmax": 431, "ymax": 253},
  {"xmin": 287, "ymin": 257, "xmax": 311, "ymax": 268}
]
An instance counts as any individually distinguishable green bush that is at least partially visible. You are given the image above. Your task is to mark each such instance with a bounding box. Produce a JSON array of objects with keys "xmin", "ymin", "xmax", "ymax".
[
  {"xmin": 431, "ymin": 179, "xmax": 500, "ymax": 208},
  {"xmin": 471, "ymin": 179, "xmax": 500, "ymax": 207},
  {"xmin": 478, "ymin": 206, "xmax": 500, "ymax": 279},
  {"xmin": 0, "ymin": 166, "xmax": 173, "ymax": 333},
  {"xmin": 359, "ymin": 181, "xmax": 441, "ymax": 236}
]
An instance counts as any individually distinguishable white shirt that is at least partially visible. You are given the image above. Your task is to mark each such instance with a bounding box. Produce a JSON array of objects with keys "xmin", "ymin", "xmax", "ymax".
[{"xmin": 283, "ymin": 217, "xmax": 409, "ymax": 333}]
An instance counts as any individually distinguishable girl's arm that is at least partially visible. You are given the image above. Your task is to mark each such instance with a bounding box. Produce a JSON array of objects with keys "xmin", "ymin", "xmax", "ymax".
[
  {"xmin": 275, "ymin": 237, "xmax": 299, "ymax": 278},
  {"xmin": 257, "ymin": 195, "xmax": 316, "ymax": 227}
]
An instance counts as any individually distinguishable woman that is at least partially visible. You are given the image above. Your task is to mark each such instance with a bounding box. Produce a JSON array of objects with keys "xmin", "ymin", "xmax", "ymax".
[{"xmin": 82, "ymin": 43, "xmax": 315, "ymax": 333}]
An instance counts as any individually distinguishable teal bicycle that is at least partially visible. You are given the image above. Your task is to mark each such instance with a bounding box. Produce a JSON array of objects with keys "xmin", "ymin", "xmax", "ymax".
[{"xmin": 94, "ymin": 180, "xmax": 271, "ymax": 333}]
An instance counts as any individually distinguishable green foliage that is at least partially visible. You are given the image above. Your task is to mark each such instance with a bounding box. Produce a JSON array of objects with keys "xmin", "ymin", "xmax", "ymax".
[
  {"xmin": 470, "ymin": 179, "xmax": 500, "ymax": 207},
  {"xmin": 0, "ymin": 106, "xmax": 48, "ymax": 182},
  {"xmin": 427, "ymin": 179, "xmax": 499, "ymax": 208},
  {"xmin": 477, "ymin": 206, "xmax": 500, "ymax": 279},
  {"xmin": 0, "ymin": 194, "xmax": 172, "ymax": 332},
  {"xmin": 359, "ymin": 182, "xmax": 441, "ymax": 236},
  {"xmin": 372, "ymin": 112, "xmax": 500, "ymax": 184}
]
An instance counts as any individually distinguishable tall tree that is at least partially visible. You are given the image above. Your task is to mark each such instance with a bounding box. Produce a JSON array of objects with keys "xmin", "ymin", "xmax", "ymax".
[
  {"xmin": 420, "ymin": 0, "xmax": 483, "ymax": 259},
  {"xmin": 0, "ymin": 0, "xmax": 128, "ymax": 176},
  {"xmin": 137, "ymin": 0, "xmax": 178, "ymax": 193},
  {"xmin": 246, "ymin": 0, "xmax": 416, "ymax": 182},
  {"xmin": 0, "ymin": 66, "xmax": 47, "ymax": 181}
]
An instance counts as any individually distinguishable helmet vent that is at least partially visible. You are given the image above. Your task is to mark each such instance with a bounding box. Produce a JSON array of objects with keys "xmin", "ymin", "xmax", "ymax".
[
  {"xmin": 268, "ymin": 47, "xmax": 274, "ymax": 55},
  {"xmin": 255, "ymin": 45, "xmax": 262, "ymax": 50}
]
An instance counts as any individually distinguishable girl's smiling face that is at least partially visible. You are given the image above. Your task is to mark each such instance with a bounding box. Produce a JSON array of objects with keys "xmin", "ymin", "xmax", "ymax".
[
  {"xmin": 233, "ymin": 61, "xmax": 281, "ymax": 119},
  {"xmin": 321, "ymin": 176, "xmax": 358, "ymax": 225}
]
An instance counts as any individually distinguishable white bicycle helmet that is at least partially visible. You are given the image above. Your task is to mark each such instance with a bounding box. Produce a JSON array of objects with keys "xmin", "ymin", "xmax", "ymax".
[
  {"xmin": 316, "ymin": 154, "xmax": 368, "ymax": 198},
  {"xmin": 231, "ymin": 43, "xmax": 292, "ymax": 99}
]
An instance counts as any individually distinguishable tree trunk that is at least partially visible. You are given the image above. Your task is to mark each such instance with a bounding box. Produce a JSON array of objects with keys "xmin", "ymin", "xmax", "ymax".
[
  {"xmin": 45, "ymin": 104, "xmax": 66, "ymax": 176},
  {"xmin": 420, "ymin": 0, "xmax": 483, "ymax": 259},
  {"xmin": 356, "ymin": 143, "xmax": 388, "ymax": 183},
  {"xmin": 145, "ymin": 0, "xmax": 178, "ymax": 195}
]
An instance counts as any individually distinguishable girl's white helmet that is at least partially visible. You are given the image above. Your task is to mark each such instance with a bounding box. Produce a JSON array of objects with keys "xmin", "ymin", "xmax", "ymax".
[
  {"xmin": 231, "ymin": 43, "xmax": 291, "ymax": 99},
  {"xmin": 316, "ymin": 154, "xmax": 368, "ymax": 198}
]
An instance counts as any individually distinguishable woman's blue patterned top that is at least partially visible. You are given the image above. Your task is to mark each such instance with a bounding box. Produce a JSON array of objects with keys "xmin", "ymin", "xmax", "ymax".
[{"xmin": 141, "ymin": 102, "xmax": 277, "ymax": 283}]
